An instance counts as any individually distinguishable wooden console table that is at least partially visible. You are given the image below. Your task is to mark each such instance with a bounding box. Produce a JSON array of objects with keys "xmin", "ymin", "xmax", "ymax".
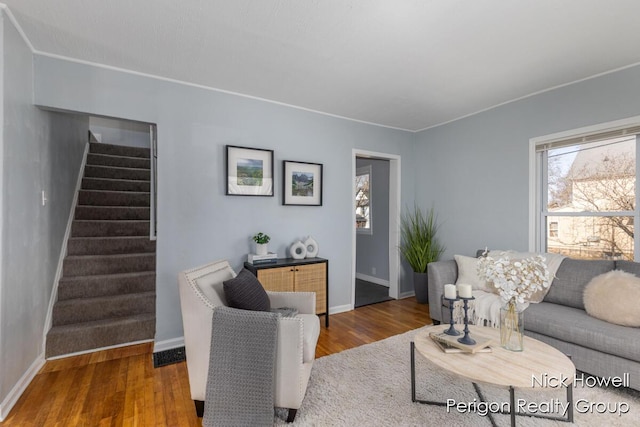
[{"xmin": 244, "ymin": 257, "xmax": 329, "ymax": 327}]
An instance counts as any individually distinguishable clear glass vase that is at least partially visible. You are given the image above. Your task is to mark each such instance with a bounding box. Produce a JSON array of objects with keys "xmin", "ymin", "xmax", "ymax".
[{"xmin": 500, "ymin": 300, "xmax": 525, "ymax": 351}]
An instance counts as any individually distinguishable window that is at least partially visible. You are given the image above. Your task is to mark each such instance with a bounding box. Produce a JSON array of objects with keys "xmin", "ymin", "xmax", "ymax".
[
  {"xmin": 355, "ymin": 165, "xmax": 372, "ymax": 234},
  {"xmin": 533, "ymin": 121, "xmax": 640, "ymax": 261}
]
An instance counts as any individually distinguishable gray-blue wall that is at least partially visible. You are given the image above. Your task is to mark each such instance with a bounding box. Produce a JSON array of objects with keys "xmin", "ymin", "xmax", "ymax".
[
  {"xmin": 355, "ymin": 158, "xmax": 390, "ymax": 282},
  {"xmin": 32, "ymin": 55, "xmax": 417, "ymax": 345},
  {"xmin": 89, "ymin": 116, "xmax": 150, "ymax": 148},
  {"xmin": 0, "ymin": 11, "xmax": 88, "ymax": 409},
  {"xmin": 415, "ymin": 64, "xmax": 640, "ymax": 259}
]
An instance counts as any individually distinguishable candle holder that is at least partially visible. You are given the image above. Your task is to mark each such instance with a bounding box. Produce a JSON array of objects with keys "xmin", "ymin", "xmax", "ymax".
[
  {"xmin": 443, "ymin": 297, "xmax": 460, "ymax": 336},
  {"xmin": 457, "ymin": 296, "xmax": 476, "ymax": 346}
]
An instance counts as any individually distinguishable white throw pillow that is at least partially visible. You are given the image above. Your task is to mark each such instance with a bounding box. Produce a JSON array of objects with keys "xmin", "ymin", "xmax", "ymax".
[
  {"xmin": 583, "ymin": 270, "xmax": 640, "ymax": 327},
  {"xmin": 454, "ymin": 255, "xmax": 491, "ymax": 292}
]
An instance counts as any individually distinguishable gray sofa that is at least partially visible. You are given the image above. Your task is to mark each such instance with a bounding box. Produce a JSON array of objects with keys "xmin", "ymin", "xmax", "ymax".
[{"xmin": 427, "ymin": 257, "xmax": 640, "ymax": 391}]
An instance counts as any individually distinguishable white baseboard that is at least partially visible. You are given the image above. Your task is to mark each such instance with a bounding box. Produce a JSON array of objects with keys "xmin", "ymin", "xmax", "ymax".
[
  {"xmin": 0, "ymin": 354, "xmax": 45, "ymax": 421},
  {"xmin": 47, "ymin": 339, "xmax": 154, "ymax": 360},
  {"xmin": 355, "ymin": 273, "xmax": 390, "ymax": 287},
  {"xmin": 153, "ymin": 337, "xmax": 185, "ymax": 353},
  {"xmin": 329, "ymin": 304, "xmax": 352, "ymax": 315},
  {"xmin": 399, "ymin": 291, "xmax": 416, "ymax": 299}
]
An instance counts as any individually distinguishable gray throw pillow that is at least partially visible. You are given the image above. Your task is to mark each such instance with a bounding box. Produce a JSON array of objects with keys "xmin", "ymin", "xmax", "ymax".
[{"xmin": 223, "ymin": 268, "xmax": 271, "ymax": 311}]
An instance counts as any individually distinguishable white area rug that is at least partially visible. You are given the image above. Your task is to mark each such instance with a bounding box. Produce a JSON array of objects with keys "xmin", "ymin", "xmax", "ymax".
[{"xmin": 275, "ymin": 326, "xmax": 640, "ymax": 426}]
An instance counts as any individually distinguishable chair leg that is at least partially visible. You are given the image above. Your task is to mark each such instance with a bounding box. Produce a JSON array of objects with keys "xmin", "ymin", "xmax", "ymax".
[
  {"xmin": 286, "ymin": 408, "xmax": 298, "ymax": 423},
  {"xmin": 194, "ymin": 400, "xmax": 204, "ymax": 417}
]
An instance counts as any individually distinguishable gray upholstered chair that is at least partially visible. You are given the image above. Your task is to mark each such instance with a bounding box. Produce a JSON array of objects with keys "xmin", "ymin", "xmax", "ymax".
[{"xmin": 177, "ymin": 260, "xmax": 320, "ymax": 422}]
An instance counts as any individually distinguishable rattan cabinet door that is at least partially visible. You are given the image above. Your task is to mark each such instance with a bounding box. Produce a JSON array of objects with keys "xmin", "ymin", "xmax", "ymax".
[
  {"xmin": 257, "ymin": 267, "xmax": 295, "ymax": 292},
  {"xmin": 294, "ymin": 263, "xmax": 327, "ymax": 315}
]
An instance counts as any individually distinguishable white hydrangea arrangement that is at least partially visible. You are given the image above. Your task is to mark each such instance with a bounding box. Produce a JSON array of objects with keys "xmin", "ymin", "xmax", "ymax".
[
  {"xmin": 477, "ymin": 251, "xmax": 551, "ymax": 306},
  {"xmin": 477, "ymin": 250, "xmax": 551, "ymax": 350}
]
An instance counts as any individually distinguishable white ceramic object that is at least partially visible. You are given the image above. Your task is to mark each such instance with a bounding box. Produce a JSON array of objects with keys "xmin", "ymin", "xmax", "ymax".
[
  {"xmin": 304, "ymin": 236, "xmax": 319, "ymax": 258},
  {"xmin": 290, "ymin": 240, "xmax": 307, "ymax": 259},
  {"xmin": 255, "ymin": 243, "xmax": 268, "ymax": 256}
]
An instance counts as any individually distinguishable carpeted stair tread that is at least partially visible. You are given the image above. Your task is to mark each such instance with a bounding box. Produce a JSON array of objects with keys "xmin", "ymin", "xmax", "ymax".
[
  {"xmin": 78, "ymin": 189, "xmax": 150, "ymax": 207},
  {"xmin": 46, "ymin": 313, "xmax": 155, "ymax": 358},
  {"xmin": 52, "ymin": 291, "xmax": 155, "ymax": 326},
  {"xmin": 67, "ymin": 236, "xmax": 155, "ymax": 255},
  {"xmin": 89, "ymin": 142, "xmax": 151, "ymax": 159},
  {"xmin": 63, "ymin": 252, "xmax": 155, "ymax": 277},
  {"xmin": 82, "ymin": 177, "xmax": 150, "ymax": 192},
  {"xmin": 71, "ymin": 220, "xmax": 150, "ymax": 237},
  {"xmin": 84, "ymin": 165, "xmax": 150, "ymax": 181},
  {"xmin": 58, "ymin": 271, "xmax": 156, "ymax": 300},
  {"xmin": 74, "ymin": 205, "xmax": 151, "ymax": 221},
  {"xmin": 86, "ymin": 153, "xmax": 151, "ymax": 169}
]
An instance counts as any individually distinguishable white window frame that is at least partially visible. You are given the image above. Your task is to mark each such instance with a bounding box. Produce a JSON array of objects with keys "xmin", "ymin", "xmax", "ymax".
[
  {"xmin": 529, "ymin": 116, "xmax": 640, "ymax": 260},
  {"xmin": 356, "ymin": 165, "xmax": 373, "ymax": 235}
]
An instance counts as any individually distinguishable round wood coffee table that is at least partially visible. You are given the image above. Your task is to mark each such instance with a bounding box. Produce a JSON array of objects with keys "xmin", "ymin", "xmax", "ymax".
[{"xmin": 411, "ymin": 324, "xmax": 576, "ymax": 426}]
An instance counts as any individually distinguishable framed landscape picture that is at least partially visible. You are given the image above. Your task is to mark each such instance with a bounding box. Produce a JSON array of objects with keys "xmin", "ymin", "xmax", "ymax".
[
  {"xmin": 226, "ymin": 145, "xmax": 274, "ymax": 196},
  {"xmin": 283, "ymin": 160, "xmax": 323, "ymax": 206}
]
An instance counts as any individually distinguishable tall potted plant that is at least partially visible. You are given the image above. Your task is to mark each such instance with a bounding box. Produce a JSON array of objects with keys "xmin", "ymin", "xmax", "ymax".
[{"xmin": 399, "ymin": 206, "xmax": 445, "ymax": 303}]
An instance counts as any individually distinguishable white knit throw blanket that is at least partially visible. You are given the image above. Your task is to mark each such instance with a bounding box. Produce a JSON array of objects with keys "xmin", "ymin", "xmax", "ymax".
[{"xmin": 453, "ymin": 252, "xmax": 566, "ymax": 328}]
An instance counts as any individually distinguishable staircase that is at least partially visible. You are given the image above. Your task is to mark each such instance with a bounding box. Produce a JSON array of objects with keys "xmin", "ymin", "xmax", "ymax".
[{"xmin": 46, "ymin": 142, "xmax": 156, "ymax": 358}]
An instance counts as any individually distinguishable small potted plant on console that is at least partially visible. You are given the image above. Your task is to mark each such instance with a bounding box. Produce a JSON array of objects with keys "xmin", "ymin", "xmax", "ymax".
[{"xmin": 252, "ymin": 232, "xmax": 271, "ymax": 255}]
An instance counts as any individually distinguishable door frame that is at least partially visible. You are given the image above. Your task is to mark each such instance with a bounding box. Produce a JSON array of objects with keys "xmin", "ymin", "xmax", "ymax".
[{"xmin": 351, "ymin": 149, "xmax": 401, "ymax": 307}]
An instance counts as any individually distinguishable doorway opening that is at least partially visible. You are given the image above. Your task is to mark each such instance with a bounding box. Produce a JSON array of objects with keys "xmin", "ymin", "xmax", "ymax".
[{"xmin": 352, "ymin": 150, "xmax": 401, "ymax": 308}]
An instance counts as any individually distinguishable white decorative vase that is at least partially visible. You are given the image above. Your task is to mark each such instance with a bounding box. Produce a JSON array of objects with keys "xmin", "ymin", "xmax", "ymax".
[
  {"xmin": 290, "ymin": 240, "xmax": 307, "ymax": 259},
  {"xmin": 255, "ymin": 243, "xmax": 268, "ymax": 256},
  {"xmin": 304, "ymin": 236, "xmax": 319, "ymax": 258}
]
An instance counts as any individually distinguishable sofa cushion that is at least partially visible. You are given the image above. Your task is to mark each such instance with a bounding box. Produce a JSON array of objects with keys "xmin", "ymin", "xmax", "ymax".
[
  {"xmin": 543, "ymin": 259, "xmax": 615, "ymax": 309},
  {"xmin": 526, "ymin": 302, "xmax": 640, "ymax": 363},
  {"xmin": 191, "ymin": 260, "xmax": 235, "ymax": 307},
  {"xmin": 223, "ymin": 268, "xmax": 271, "ymax": 311},
  {"xmin": 615, "ymin": 260, "xmax": 640, "ymax": 276},
  {"xmin": 584, "ymin": 270, "xmax": 640, "ymax": 327},
  {"xmin": 454, "ymin": 254, "xmax": 491, "ymax": 291}
]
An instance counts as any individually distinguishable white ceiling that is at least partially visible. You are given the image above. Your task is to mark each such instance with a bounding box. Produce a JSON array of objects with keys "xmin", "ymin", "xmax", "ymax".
[{"xmin": 3, "ymin": 0, "xmax": 640, "ymax": 131}]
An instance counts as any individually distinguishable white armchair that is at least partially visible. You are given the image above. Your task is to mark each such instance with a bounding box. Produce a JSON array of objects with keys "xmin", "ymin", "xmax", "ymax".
[{"xmin": 177, "ymin": 260, "xmax": 321, "ymax": 422}]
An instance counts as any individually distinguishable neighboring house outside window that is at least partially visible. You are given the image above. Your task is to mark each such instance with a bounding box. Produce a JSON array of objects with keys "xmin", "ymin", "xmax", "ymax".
[
  {"xmin": 355, "ymin": 165, "xmax": 372, "ymax": 234},
  {"xmin": 533, "ymin": 126, "xmax": 639, "ymax": 261}
]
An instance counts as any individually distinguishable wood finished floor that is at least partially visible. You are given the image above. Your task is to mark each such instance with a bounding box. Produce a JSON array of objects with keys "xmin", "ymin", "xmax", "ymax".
[{"xmin": 0, "ymin": 298, "xmax": 431, "ymax": 426}]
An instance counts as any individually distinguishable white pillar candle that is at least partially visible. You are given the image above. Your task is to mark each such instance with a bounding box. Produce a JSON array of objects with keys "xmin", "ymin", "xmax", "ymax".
[
  {"xmin": 457, "ymin": 283, "xmax": 472, "ymax": 298},
  {"xmin": 444, "ymin": 284, "xmax": 457, "ymax": 299}
]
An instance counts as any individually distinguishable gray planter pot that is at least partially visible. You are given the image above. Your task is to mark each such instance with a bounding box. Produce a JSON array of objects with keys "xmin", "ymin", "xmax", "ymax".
[{"xmin": 413, "ymin": 271, "xmax": 429, "ymax": 304}]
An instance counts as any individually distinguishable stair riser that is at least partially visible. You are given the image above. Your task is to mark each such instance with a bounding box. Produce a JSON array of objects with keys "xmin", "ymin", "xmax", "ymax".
[
  {"xmin": 78, "ymin": 191, "xmax": 150, "ymax": 207},
  {"xmin": 89, "ymin": 143, "xmax": 151, "ymax": 159},
  {"xmin": 52, "ymin": 293, "xmax": 156, "ymax": 326},
  {"xmin": 71, "ymin": 221, "xmax": 149, "ymax": 237},
  {"xmin": 87, "ymin": 153, "xmax": 150, "ymax": 169},
  {"xmin": 63, "ymin": 254, "xmax": 156, "ymax": 277},
  {"xmin": 84, "ymin": 165, "xmax": 150, "ymax": 181},
  {"xmin": 67, "ymin": 237, "xmax": 155, "ymax": 255},
  {"xmin": 74, "ymin": 206, "xmax": 150, "ymax": 221},
  {"xmin": 58, "ymin": 273, "xmax": 156, "ymax": 300},
  {"xmin": 82, "ymin": 178, "xmax": 150, "ymax": 192},
  {"xmin": 46, "ymin": 316, "xmax": 155, "ymax": 358}
]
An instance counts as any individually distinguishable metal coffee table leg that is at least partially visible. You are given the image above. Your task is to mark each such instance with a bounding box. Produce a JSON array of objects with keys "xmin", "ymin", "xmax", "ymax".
[
  {"xmin": 410, "ymin": 341, "xmax": 446, "ymax": 406},
  {"xmin": 410, "ymin": 341, "xmax": 574, "ymax": 426}
]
